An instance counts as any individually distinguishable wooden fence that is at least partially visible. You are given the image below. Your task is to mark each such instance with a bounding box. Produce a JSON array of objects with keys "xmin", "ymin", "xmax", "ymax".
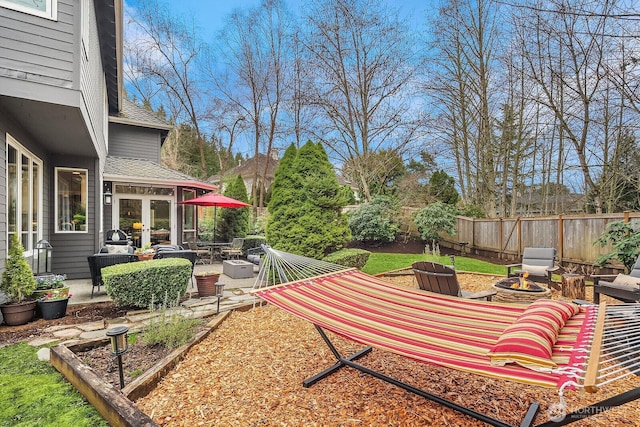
[{"xmin": 443, "ymin": 212, "xmax": 640, "ymax": 268}]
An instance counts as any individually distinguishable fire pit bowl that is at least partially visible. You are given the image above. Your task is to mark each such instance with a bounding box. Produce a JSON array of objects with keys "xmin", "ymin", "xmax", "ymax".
[
  {"xmin": 494, "ymin": 277, "xmax": 545, "ymax": 293},
  {"xmin": 492, "ymin": 278, "xmax": 552, "ymax": 303}
]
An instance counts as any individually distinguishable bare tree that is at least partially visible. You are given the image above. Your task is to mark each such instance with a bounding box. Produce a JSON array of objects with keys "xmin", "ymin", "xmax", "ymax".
[
  {"xmin": 302, "ymin": 0, "xmax": 420, "ymax": 201},
  {"xmin": 126, "ymin": 0, "xmax": 209, "ymax": 177},
  {"xmin": 216, "ymin": 0, "xmax": 292, "ymax": 208}
]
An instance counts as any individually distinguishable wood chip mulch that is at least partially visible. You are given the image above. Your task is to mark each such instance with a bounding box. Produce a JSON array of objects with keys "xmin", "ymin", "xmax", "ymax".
[{"xmin": 135, "ymin": 274, "xmax": 640, "ymax": 426}]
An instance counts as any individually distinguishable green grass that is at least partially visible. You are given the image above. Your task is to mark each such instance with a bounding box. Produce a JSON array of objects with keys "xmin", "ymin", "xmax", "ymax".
[
  {"xmin": 0, "ymin": 343, "xmax": 107, "ymax": 427},
  {"xmin": 362, "ymin": 252, "xmax": 507, "ymax": 276}
]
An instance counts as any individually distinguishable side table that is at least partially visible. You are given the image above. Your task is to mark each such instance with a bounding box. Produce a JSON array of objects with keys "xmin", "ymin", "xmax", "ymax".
[{"xmin": 561, "ymin": 274, "xmax": 585, "ymax": 300}]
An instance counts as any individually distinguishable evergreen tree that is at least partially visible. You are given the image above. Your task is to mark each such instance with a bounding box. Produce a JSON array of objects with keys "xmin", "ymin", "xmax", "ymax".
[
  {"xmin": 218, "ymin": 175, "xmax": 250, "ymax": 242},
  {"xmin": 428, "ymin": 170, "xmax": 459, "ymax": 205},
  {"xmin": 267, "ymin": 141, "xmax": 351, "ymax": 258}
]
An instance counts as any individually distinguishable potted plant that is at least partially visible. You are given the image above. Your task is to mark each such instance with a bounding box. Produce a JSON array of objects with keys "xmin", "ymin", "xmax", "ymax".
[
  {"xmin": 37, "ymin": 288, "xmax": 72, "ymax": 320},
  {"xmin": 0, "ymin": 234, "xmax": 37, "ymax": 326},
  {"xmin": 33, "ymin": 274, "xmax": 68, "ymax": 299},
  {"xmin": 194, "ymin": 271, "xmax": 221, "ymax": 297},
  {"xmin": 134, "ymin": 243, "xmax": 155, "ymax": 261}
]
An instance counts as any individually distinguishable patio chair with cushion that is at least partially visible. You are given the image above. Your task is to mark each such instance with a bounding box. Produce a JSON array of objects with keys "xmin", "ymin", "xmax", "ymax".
[
  {"xmin": 185, "ymin": 240, "xmax": 211, "ymax": 264},
  {"xmin": 506, "ymin": 247, "xmax": 559, "ymax": 286},
  {"xmin": 412, "ymin": 261, "xmax": 496, "ymax": 301},
  {"xmin": 156, "ymin": 249, "xmax": 198, "ymax": 288},
  {"xmin": 592, "ymin": 255, "xmax": 640, "ymax": 303},
  {"xmin": 221, "ymin": 238, "xmax": 244, "ymax": 260},
  {"xmin": 87, "ymin": 253, "xmax": 138, "ymax": 298}
]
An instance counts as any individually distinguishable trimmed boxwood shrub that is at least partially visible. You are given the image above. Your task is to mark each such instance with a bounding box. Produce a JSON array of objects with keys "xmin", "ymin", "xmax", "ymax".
[
  {"xmin": 323, "ymin": 249, "xmax": 371, "ymax": 270},
  {"xmin": 242, "ymin": 235, "xmax": 267, "ymax": 253},
  {"xmin": 102, "ymin": 258, "xmax": 191, "ymax": 308}
]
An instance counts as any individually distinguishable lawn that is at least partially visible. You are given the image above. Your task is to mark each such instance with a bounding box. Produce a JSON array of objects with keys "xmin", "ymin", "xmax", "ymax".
[
  {"xmin": 0, "ymin": 343, "xmax": 107, "ymax": 427},
  {"xmin": 362, "ymin": 252, "xmax": 507, "ymax": 276}
]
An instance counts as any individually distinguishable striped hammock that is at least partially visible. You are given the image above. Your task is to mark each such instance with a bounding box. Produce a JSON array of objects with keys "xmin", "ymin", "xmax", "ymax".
[{"xmin": 253, "ymin": 267, "xmax": 593, "ymax": 389}]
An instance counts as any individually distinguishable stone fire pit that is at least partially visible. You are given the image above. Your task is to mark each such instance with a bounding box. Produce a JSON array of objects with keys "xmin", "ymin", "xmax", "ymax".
[{"xmin": 492, "ymin": 277, "xmax": 552, "ymax": 303}]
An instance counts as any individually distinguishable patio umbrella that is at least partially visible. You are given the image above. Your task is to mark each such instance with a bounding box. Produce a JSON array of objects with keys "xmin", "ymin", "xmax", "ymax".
[{"xmin": 178, "ymin": 192, "xmax": 250, "ymax": 242}]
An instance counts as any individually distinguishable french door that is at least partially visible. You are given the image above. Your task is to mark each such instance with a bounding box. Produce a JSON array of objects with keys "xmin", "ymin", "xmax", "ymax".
[{"xmin": 114, "ymin": 195, "xmax": 174, "ymax": 249}]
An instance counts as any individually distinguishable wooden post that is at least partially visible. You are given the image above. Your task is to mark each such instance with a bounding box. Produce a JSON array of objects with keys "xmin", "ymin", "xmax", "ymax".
[
  {"xmin": 558, "ymin": 215, "xmax": 563, "ymax": 266},
  {"xmin": 517, "ymin": 217, "xmax": 522, "ymax": 256},
  {"xmin": 561, "ymin": 274, "xmax": 585, "ymax": 300},
  {"xmin": 499, "ymin": 218, "xmax": 503, "ymax": 260}
]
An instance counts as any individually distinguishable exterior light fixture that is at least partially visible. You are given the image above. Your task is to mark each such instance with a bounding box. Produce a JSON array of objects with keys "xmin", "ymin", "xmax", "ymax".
[
  {"xmin": 106, "ymin": 326, "xmax": 129, "ymax": 389},
  {"xmin": 104, "ymin": 190, "xmax": 112, "ymax": 206}
]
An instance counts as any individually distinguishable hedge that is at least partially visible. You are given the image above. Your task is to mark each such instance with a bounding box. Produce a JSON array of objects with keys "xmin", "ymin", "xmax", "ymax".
[
  {"xmin": 102, "ymin": 258, "xmax": 191, "ymax": 308},
  {"xmin": 323, "ymin": 249, "xmax": 371, "ymax": 270}
]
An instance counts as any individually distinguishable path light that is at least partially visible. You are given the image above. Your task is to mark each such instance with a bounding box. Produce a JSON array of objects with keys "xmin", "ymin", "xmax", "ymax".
[
  {"xmin": 106, "ymin": 326, "xmax": 129, "ymax": 389},
  {"xmin": 215, "ymin": 282, "xmax": 226, "ymax": 314}
]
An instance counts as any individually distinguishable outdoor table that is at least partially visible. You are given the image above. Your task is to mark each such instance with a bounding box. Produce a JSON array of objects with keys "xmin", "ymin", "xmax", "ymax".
[{"xmin": 197, "ymin": 242, "xmax": 232, "ymax": 262}]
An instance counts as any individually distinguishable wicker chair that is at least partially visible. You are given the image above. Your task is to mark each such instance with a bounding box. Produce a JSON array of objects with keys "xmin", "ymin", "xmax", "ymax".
[{"xmin": 87, "ymin": 253, "xmax": 137, "ymax": 298}]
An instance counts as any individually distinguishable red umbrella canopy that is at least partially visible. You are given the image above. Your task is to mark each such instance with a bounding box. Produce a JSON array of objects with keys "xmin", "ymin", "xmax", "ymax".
[{"xmin": 178, "ymin": 192, "xmax": 250, "ymax": 208}]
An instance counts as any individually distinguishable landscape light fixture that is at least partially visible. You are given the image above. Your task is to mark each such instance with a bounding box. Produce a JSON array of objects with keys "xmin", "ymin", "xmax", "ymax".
[
  {"xmin": 106, "ymin": 326, "xmax": 129, "ymax": 389},
  {"xmin": 215, "ymin": 282, "xmax": 226, "ymax": 314}
]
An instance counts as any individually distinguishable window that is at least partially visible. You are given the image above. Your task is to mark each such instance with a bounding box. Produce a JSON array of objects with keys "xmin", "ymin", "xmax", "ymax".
[
  {"xmin": 55, "ymin": 168, "xmax": 88, "ymax": 233},
  {"xmin": 182, "ymin": 189, "xmax": 196, "ymax": 243},
  {"xmin": 6, "ymin": 134, "xmax": 42, "ymax": 252},
  {"xmin": 0, "ymin": 0, "xmax": 57, "ymax": 20}
]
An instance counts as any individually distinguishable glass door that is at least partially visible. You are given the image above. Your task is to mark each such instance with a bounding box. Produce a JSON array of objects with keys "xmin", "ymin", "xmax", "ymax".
[{"xmin": 114, "ymin": 195, "xmax": 174, "ymax": 249}]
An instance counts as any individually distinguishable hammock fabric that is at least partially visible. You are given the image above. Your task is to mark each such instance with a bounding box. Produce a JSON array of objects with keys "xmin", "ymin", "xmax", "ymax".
[{"xmin": 254, "ymin": 268, "xmax": 594, "ymax": 389}]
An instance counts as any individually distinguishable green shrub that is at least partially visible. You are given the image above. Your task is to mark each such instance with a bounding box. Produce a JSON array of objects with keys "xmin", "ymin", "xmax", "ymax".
[
  {"xmin": 1, "ymin": 234, "xmax": 36, "ymax": 303},
  {"xmin": 348, "ymin": 196, "xmax": 400, "ymax": 243},
  {"xmin": 594, "ymin": 220, "xmax": 640, "ymax": 272},
  {"xmin": 323, "ymin": 249, "xmax": 371, "ymax": 269},
  {"xmin": 414, "ymin": 202, "xmax": 458, "ymax": 243},
  {"xmin": 102, "ymin": 258, "xmax": 191, "ymax": 308},
  {"xmin": 242, "ymin": 235, "xmax": 267, "ymax": 252},
  {"xmin": 143, "ymin": 311, "xmax": 202, "ymax": 348}
]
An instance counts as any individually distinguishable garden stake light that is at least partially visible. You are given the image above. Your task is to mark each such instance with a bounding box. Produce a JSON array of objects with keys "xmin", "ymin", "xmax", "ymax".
[
  {"xmin": 215, "ymin": 282, "xmax": 225, "ymax": 314},
  {"xmin": 106, "ymin": 326, "xmax": 129, "ymax": 389}
]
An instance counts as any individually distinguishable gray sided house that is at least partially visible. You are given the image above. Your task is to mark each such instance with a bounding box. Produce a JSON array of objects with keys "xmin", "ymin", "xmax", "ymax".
[{"xmin": 0, "ymin": 0, "xmax": 213, "ymax": 282}]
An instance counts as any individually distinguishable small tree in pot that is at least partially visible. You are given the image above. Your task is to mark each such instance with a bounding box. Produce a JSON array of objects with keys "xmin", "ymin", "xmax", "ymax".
[{"xmin": 0, "ymin": 234, "xmax": 37, "ymax": 325}]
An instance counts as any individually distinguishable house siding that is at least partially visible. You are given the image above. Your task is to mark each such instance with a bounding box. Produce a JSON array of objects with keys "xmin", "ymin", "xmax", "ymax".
[
  {"xmin": 79, "ymin": 0, "xmax": 108, "ymax": 158},
  {"xmin": 0, "ymin": 0, "xmax": 76, "ymax": 97},
  {"xmin": 48, "ymin": 155, "xmax": 98, "ymax": 279},
  {"xmin": 108, "ymin": 123, "xmax": 161, "ymax": 162}
]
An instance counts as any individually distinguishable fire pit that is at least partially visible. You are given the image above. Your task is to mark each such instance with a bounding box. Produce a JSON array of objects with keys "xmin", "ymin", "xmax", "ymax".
[{"xmin": 492, "ymin": 277, "xmax": 552, "ymax": 303}]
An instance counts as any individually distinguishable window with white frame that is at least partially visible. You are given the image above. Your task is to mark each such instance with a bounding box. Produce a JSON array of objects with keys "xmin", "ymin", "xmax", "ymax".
[
  {"xmin": 55, "ymin": 168, "xmax": 88, "ymax": 233},
  {"xmin": 0, "ymin": 0, "xmax": 57, "ymax": 20},
  {"xmin": 182, "ymin": 189, "xmax": 197, "ymax": 243},
  {"xmin": 6, "ymin": 134, "xmax": 42, "ymax": 252}
]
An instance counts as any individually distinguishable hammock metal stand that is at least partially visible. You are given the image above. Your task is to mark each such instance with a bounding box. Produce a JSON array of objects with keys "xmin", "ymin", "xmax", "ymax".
[{"xmin": 305, "ymin": 324, "xmax": 640, "ymax": 427}]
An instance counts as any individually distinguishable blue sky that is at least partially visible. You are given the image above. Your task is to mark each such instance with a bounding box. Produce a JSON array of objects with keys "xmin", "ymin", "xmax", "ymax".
[{"xmin": 127, "ymin": 0, "xmax": 433, "ymax": 40}]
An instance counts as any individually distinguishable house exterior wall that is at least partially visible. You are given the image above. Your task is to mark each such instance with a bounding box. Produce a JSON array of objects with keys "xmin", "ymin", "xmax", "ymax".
[
  {"xmin": 0, "ymin": 0, "xmax": 76, "ymax": 103},
  {"xmin": 108, "ymin": 123, "xmax": 161, "ymax": 162}
]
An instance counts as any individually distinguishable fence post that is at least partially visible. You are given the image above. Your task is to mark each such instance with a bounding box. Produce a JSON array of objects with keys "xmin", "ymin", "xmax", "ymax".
[
  {"xmin": 558, "ymin": 215, "xmax": 564, "ymax": 267},
  {"xmin": 499, "ymin": 218, "xmax": 503, "ymax": 260},
  {"xmin": 517, "ymin": 217, "xmax": 522, "ymax": 256}
]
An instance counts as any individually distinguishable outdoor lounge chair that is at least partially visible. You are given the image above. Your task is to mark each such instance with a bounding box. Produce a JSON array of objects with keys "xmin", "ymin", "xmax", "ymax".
[
  {"xmin": 221, "ymin": 238, "xmax": 244, "ymax": 260},
  {"xmin": 412, "ymin": 261, "xmax": 496, "ymax": 301},
  {"xmin": 506, "ymin": 247, "xmax": 559, "ymax": 285},
  {"xmin": 592, "ymin": 256, "xmax": 640, "ymax": 303},
  {"xmin": 87, "ymin": 253, "xmax": 137, "ymax": 298}
]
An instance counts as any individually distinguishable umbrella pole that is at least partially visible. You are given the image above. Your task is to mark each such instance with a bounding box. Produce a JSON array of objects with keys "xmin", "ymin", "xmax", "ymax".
[{"xmin": 213, "ymin": 205, "xmax": 217, "ymax": 243}]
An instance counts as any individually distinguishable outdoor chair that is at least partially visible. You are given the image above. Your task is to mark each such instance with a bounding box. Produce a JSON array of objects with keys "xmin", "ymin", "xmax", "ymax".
[
  {"xmin": 99, "ymin": 244, "xmax": 134, "ymax": 254},
  {"xmin": 592, "ymin": 255, "xmax": 640, "ymax": 303},
  {"xmin": 156, "ymin": 250, "xmax": 198, "ymax": 288},
  {"xmin": 87, "ymin": 253, "xmax": 137, "ymax": 298},
  {"xmin": 221, "ymin": 238, "xmax": 244, "ymax": 260},
  {"xmin": 185, "ymin": 240, "xmax": 211, "ymax": 264},
  {"xmin": 506, "ymin": 247, "xmax": 559, "ymax": 285},
  {"xmin": 412, "ymin": 261, "xmax": 496, "ymax": 301}
]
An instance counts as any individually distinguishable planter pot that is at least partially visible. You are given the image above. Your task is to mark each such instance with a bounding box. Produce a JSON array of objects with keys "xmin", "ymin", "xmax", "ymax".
[
  {"xmin": 195, "ymin": 274, "xmax": 221, "ymax": 297},
  {"xmin": 136, "ymin": 253, "xmax": 155, "ymax": 261},
  {"xmin": 0, "ymin": 300, "xmax": 37, "ymax": 326},
  {"xmin": 37, "ymin": 298, "xmax": 69, "ymax": 320}
]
